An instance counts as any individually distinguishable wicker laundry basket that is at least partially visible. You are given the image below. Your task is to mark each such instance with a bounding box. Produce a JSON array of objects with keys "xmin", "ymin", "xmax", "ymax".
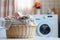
[{"xmin": 6, "ymin": 24, "xmax": 36, "ymax": 38}]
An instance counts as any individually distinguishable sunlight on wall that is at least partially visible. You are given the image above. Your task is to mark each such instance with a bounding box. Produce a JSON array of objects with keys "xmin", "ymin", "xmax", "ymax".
[{"xmin": 15, "ymin": 0, "xmax": 33, "ymax": 13}]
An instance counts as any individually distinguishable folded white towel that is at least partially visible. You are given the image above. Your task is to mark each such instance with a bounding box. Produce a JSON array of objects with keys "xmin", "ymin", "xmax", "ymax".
[
  {"xmin": 5, "ymin": 20, "xmax": 12, "ymax": 30},
  {"xmin": 0, "ymin": 18, "xmax": 5, "ymax": 28},
  {"xmin": 0, "ymin": 15, "xmax": 36, "ymax": 30}
]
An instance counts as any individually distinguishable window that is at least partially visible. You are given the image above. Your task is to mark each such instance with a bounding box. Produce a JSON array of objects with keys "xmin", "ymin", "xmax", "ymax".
[{"xmin": 15, "ymin": 0, "xmax": 33, "ymax": 14}]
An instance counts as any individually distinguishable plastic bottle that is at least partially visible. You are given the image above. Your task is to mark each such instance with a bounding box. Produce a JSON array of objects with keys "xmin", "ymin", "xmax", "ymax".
[{"xmin": 47, "ymin": 8, "xmax": 51, "ymax": 14}]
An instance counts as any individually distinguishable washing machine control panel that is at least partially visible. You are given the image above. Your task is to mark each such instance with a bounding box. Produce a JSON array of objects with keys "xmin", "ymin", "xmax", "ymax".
[
  {"xmin": 35, "ymin": 18, "xmax": 40, "ymax": 20},
  {"xmin": 47, "ymin": 16, "xmax": 53, "ymax": 18}
]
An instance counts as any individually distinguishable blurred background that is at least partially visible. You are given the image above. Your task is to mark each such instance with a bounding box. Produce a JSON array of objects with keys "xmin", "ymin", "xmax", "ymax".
[{"xmin": 0, "ymin": 0, "xmax": 60, "ymax": 20}]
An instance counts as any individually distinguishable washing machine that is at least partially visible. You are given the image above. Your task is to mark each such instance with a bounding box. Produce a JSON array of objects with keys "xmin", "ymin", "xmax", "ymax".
[{"xmin": 32, "ymin": 14, "xmax": 58, "ymax": 37}]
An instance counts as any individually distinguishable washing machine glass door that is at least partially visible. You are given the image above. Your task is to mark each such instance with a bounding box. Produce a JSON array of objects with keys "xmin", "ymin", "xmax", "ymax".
[
  {"xmin": 40, "ymin": 24, "xmax": 51, "ymax": 35},
  {"xmin": 37, "ymin": 21, "xmax": 52, "ymax": 37}
]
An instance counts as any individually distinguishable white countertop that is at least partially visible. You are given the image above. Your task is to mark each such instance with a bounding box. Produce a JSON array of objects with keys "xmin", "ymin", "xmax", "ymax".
[{"xmin": 0, "ymin": 36, "xmax": 60, "ymax": 40}]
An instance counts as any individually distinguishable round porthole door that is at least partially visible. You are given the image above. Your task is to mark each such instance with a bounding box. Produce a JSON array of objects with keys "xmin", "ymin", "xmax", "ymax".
[{"xmin": 37, "ymin": 21, "xmax": 52, "ymax": 37}]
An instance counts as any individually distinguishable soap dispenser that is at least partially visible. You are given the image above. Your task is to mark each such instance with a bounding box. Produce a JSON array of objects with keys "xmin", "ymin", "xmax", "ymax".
[{"xmin": 47, "ymin": 8, "xmax": 52, "ymax": 14}]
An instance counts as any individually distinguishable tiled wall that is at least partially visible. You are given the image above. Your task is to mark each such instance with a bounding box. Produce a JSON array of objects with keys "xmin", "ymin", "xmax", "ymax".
[
  {"xmin": 40, "ymin": 0, "xmax": 59, "ymax": 14},
  {"xmin": 58, "ymin": 0, "xmax": 60, "ymax": 21},
  {"xmin": 35, "ymin": 0, "xmax": 60, "ymax": 20}
]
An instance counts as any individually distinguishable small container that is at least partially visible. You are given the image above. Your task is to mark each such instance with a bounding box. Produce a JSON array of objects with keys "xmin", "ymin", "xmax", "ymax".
[
  {"xmin": 33, "ymin": 1, "xmax": 42, "ymax": 15},
  {"xmin": 33, "ymin": 8, "xmax": 41, "ymax": 15},
  {"xmin": 36, "ymin": 9, "xmax": 40, "ymax": 15},
  {"xmin": 47, "ymin": 9, "xmax": 52, "ymax": 14}
]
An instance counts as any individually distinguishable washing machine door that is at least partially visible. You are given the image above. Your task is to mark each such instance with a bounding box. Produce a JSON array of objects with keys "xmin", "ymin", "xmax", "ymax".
[{"xmin": 37, "ymin": 21, "xmax": 53, "ymax": 37}]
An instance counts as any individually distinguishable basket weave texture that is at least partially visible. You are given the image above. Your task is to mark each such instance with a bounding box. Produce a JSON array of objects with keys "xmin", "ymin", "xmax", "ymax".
[{"xmin": 6, "ymin": 24, "xmax": 36, "ymax": 38}]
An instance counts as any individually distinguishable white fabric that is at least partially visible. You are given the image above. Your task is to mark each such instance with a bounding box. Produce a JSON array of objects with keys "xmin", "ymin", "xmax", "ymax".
[
  {"xmin": 0, "ymin": 18, "xmax": 6, "ymax": 28},
  {"xmin": 0, "ymin": 15, "xmax": 36, "ymax": 30},
  {"xmin": 4, "ymin": 20, "xmax": 12, "ymax": 30}
]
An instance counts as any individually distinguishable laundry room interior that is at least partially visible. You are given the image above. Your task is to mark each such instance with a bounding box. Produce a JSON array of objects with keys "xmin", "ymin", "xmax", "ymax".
[{"xmin": 0, "ymin": 0, "xmax": 60, "ymax": 40}]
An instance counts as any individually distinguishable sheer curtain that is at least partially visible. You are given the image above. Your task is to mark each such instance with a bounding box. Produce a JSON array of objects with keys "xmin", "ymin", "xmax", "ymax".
[
  {"xmin": 0, "ymin": 0, "xmax": 15, "ymax": 17},
  {"xmin": 15, "ymin": 0, "xmax": 34, "ymax": 15},
  {"xmin": 0, "ymin": 0, "xmax": 34, "ymax": 17}
]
